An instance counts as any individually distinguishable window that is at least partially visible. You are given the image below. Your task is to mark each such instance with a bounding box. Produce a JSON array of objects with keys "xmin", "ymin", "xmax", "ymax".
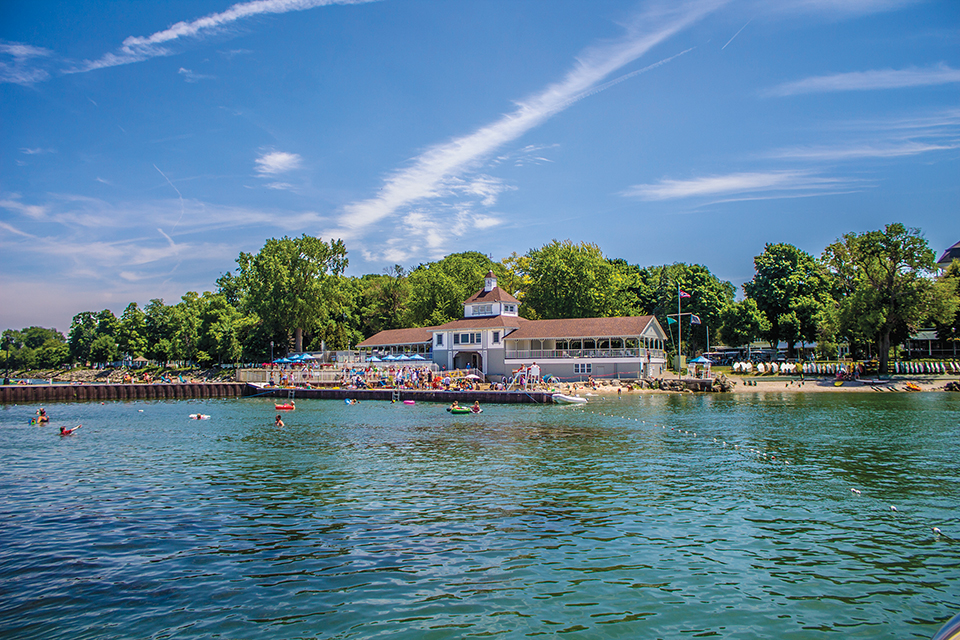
[
  {"xmin": 473, "ymin": 304, "xmax": 493, "ymax": 316},
  {"xmin": 436, "ymin": 334, "xmax": 443, "ymax": 347},
  {"xmin": 455, "ymin": 333, "xmax": 482, "ymax": 345},
  {"xmin": 574, "ymin": 363, "xmax": 592, "ymax": 374},
  {"xmin": 492, "ymin": 331, "xmax": 500, "ymax": 344},
  {"xmin": 453, "ymin": 333, "xmax": 460, "ymax": 345},
  {"xmin": 503, "ymin": 304, "xmax": 516, "ymax": 313}
]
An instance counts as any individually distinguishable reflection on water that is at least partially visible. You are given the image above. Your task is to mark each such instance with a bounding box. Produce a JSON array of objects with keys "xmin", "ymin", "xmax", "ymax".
[{"xmin": 0, "ymin": 393, "xmax": 958, "ymax": 639}]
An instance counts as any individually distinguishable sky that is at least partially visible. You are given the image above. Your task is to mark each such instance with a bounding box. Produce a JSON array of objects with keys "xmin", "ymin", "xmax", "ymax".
[{"xmin": 2, "ymin": 0, "xmax": 958, "ymax": 334}]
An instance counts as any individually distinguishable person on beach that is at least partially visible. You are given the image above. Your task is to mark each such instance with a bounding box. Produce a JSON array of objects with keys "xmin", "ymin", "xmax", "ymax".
[
  {"xmin": 59, "ymin": 425, "xmax": 81, "ymax": 436},
  {"xmin": 275, "ymin": 414, "xmax": 284, "ymax": 427}
]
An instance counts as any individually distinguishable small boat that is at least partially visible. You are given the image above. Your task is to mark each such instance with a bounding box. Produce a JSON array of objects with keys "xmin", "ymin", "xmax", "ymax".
[
  {"xmin": 275, "ymin": 403, "xmax": 295, "ymax": 411},
  {"xmin": 552, "ymin": 393, "xmax": 587, "ymax": 404}
]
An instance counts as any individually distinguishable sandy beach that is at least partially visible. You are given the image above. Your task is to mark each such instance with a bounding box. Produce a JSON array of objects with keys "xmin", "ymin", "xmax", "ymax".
[{"xmin": 547, "ymin": 375, "xmax": 958, "ymax": 395}]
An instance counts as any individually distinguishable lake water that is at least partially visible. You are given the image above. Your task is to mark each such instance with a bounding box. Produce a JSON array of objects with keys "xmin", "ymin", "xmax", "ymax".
[{"xmin": 1, "ymin": 392, "xmax": 958, "ymax": 639}]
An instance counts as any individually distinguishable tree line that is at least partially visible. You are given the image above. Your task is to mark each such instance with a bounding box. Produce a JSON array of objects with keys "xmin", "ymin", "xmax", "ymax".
[{"xmin": 3, "ymin": 223, "xmax": 957, "ymax": 375}]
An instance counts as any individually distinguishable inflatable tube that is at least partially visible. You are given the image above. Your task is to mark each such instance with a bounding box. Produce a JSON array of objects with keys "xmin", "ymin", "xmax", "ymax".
[
  {"xmin": 275, "ymin": 404, "xmax": 295, "ymax": 410},
  {"xmin": 448, "ymin": 407, "xmax": 471, "ymax": 414},
  {"xmin": 403, "ymin": 400, "xmax": 415, "ymax": 405}
]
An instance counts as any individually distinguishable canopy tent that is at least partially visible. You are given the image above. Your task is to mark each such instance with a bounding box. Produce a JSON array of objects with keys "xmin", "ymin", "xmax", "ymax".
[{"xmin": 688, "ymin": 355, "xmax": 713, "ymax": 378}]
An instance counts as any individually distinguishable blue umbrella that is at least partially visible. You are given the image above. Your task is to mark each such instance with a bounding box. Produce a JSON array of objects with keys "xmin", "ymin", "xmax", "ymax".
[
  {"xmin": 689, "ymin": 356, "xmax": 712, "ymax": 364},
  {"xmin": 382, "ymin": 354, "xmax": 398, "ymax": 361},
  {"xmin": 367, "ymin": 356, "xmax": 381, "ymax": 362},
  {"xmin": 408, "ymin": 354, "xmax": 426, "ymax": 360},
  {"xmin": 273, "ymin": 357, "xmax": 293, "ymax": 363}
]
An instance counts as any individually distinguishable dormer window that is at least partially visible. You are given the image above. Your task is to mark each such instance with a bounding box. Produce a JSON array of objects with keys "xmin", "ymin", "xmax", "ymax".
[
  {"xmin": 503, "ymin": 304, "xmax": 516, "ymax": 314},
  {"xmin": 472, "ymin": 304, "xmax": 493, "ymax": 316}
]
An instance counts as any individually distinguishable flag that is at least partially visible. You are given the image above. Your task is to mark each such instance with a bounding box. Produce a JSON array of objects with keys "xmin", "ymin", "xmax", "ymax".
[
  {"xmin": 667, "ymin": 317, "xmax": 677, "ymax": 325},
  {"xmin": 679, "ymin": 290, "xmax": 691, "ymax": 298},
  {"xmin": 690, "ymin": 314, "xmax": 701, "ymax": 325}
]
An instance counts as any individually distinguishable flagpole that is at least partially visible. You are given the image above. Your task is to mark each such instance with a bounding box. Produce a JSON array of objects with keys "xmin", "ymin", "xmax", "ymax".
[{"xmin": 677, "ymin": 284, "xmax": 682, "ymax": 379}]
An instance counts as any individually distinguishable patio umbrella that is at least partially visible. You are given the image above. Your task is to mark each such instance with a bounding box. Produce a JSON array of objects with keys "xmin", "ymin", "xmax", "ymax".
[
  {"xmin": 382, "ymin": 354, "xmax": 398, "ymax": 361},
  {"xmin": 465, "ymin": 374, "xmax": 481, "ymax": 380},
  {"xmin": 367, "ymin": 356, "xmax": 381, "ymax": 362},
  {"xmin": 689, "ymin": 356, "xmax": 713, "ymax": 364},
  {"xmin": 408, "ymin": 354, "xmax": 426, "ymax": 360}
]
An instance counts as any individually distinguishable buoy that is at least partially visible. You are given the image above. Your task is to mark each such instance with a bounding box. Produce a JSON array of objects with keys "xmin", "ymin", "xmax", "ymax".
[{"xmin": 890, "ymin": 505, "xmax": 898, "ymax": 512}]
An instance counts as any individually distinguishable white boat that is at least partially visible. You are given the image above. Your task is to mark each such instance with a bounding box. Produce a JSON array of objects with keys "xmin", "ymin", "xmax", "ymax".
[{"xmin": 552, "ymin": 393, "xmax": 587, "ymax": 405}]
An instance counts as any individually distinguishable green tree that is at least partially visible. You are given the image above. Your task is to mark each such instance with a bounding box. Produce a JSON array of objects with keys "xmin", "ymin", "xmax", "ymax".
[
  {"xmin": 718, "ymin": 298, "xmax": 770, "ymax": 349},
  {"xmin": 96, "ymin": 309, "xmax": 119, "ymax": 338},
  {"xmin": 635, "ymin": 263, "xmax": 735, "ymax": 356},
  {"xmin": 743, "ymin": 243, "xmax": 833, "ymax": 356},
  {"xmin": 68, "ymin": 312, "xmax": 98, "ymax": 364},
  {"xmin": 822, "ymin": 223, "xmax": 954, "ymax": 374},
  {"xmin": 932, "ymin": 260, "xmax": 960, "ymax": 353},
  {"xmin": 89, "ymin": 334, "xmax": 118, "ymax": 365},
  {"xmin": 358, "ymin": 266, "xmax": 412, "ymax": 336},
  {"xmin": 522, "ymin": 240, "xmax": 639, "ymax": 319},
  {"xmin": 228, "ymin": 235, "xmax": 349, "ymax": 353},
  {"xmin": 144, "ymin": 299, "xmax": 175, "ymax": 365},
  {"xmin": 118, "ymin": 303, "xmax": 148, "ymax": 358},
  {"xmin": 407, "ymin": 251, "xmax": 500, "ymax": 326},
  {"xmin": 171, "ymin": 292, "xmax": 204, "ymax": 364}
]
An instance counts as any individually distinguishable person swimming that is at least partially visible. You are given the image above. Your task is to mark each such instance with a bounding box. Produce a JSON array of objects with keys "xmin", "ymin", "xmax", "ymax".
[
  {"xmin": 471, "ymin": 401, "xmax": 482, "ymax": 413},
  {"xmin": 59, "ymin": 425, "xmax": 81, "ymax": 436},
  {"xmin": 275, "ymin": 414, "xmax": 284, "ymax": 427}
]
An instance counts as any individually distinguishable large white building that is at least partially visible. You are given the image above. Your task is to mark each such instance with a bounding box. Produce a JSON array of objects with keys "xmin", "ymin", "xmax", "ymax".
[{"xmin": 357, "ymin": 272, "xmax": 669, "ymax": 381}]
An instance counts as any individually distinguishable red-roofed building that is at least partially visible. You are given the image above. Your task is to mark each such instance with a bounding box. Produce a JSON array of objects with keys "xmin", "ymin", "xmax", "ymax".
[{"xmin": 358, "ymin": 271, "xmax": 668, "ymax": 381}]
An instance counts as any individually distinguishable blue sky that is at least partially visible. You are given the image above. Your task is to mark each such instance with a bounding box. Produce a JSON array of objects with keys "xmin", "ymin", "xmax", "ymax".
[{"xmin": 2, "ymin": 0, "xmax": 958, "ymax": 334}]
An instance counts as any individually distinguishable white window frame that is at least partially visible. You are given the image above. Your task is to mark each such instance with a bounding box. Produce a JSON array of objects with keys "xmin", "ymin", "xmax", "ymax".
[
  {"xmin": 436, "ymin": 334, "xmax": 443, "ymax": 347},
  {"xmin": 492, "ymin": 331, "xmax": 500, "ymax": 344},
  {"xmin": 574, "ymin": 363, "xmax": 592, "ymax": 374}
]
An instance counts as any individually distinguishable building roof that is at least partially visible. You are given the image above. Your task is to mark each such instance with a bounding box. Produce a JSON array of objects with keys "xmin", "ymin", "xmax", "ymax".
[
  {"xmin": 937, "ymin": 240, "xmax": 960, "ymax": 268},
  {"xmin": 435, "ymin": 316, "xmax": 528, "ymax": 331},
  {"xmin": 356, "ymin": 326, "xmax": 436, "ymax": 348},
  {"xmin": 463, "ymin": 286, "xmax": 520, "ymax": 305},
  {"xmin": 505, "ymin": 316, "xmax": 659, "ymax": 340}
]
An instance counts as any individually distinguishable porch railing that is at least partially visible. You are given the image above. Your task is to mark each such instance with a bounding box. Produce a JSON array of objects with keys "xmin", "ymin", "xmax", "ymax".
[{"xmin": 503, "ymin": 348, "xmax": 665, "ymax": 360}]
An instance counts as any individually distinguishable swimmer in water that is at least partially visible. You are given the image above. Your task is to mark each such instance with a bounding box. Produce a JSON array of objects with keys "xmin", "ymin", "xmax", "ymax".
[
  {"xmin": 275, "ymin": 414, "xmax": 284, "ymax": 427},
  {"xmin": 59, "ymin": 425, "xmax": 81, "ymax": 436}
]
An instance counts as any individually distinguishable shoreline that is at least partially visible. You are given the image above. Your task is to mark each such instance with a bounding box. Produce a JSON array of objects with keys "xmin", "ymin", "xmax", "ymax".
[{"xmin": 548, "ymin": 375, "xmax": 959, "ymax": 395}]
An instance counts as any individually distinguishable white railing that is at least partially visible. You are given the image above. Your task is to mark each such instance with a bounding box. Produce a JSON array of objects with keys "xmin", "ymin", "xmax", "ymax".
[{"xmin": 504, "ymin": 348, "xmax": 665, "ymax": 360}]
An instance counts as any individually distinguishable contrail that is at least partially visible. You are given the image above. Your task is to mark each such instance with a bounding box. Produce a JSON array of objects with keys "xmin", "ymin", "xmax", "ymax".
[
  {"xmin": 564, "ymin": 48, "xmax": 695, "ymax": 108},
  {"xmin": 154, "ymin": 164, "xmax": 186, "ymax": 231},
  {"xmin": 722, "ymin": 18, "xmax": 752, "ymax": 50}
]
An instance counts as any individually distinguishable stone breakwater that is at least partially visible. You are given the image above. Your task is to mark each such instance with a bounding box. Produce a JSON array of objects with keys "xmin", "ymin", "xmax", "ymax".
[{"xmin": 0, "ymin": 383, "xmax": 247, "ymax": 404}]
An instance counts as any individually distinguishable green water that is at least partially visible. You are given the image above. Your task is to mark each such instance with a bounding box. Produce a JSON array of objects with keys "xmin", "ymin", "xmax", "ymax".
[{"xmin": 0, "ymin": 392, "xmax": 958, "ymax": 639}]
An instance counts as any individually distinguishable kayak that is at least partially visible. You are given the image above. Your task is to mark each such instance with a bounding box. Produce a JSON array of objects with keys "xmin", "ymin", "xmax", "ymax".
[{"xmin": 275, "ymin": 404, "xmax": 295, "ymax": 410}]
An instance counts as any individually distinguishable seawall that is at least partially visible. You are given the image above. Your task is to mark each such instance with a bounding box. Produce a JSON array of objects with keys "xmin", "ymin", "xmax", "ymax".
[
  {"xmin": 0, "ymin": 383, "xmax": 555, "ymax": 405},
  {"xmin": 0, "ymin": 383, "xmax": 248, "ymax": 404}
]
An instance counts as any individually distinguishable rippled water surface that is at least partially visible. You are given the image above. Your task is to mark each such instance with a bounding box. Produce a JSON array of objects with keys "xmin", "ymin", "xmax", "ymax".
[{"xmin": 1, "ymin": 392, "xmax": 958, "ymax": 639}]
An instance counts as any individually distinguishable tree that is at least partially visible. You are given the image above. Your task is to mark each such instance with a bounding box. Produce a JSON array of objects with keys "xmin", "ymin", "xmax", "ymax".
[
  {"xmin": 522, "ymin": 240, "xmax": 640, "ymax": 319},
  {"xmin": 635, "ymin": 263, "xmax": 735, "ymax": 356},
  {"xmin": 743, "ymin": 243, "xmax": 833, "ymax": 356},
  {"xmin": 933, "ymin": 260, "xmax": 960, "ymax": 354},
  {"xmin": 718, "ymin": 299, "xmax": 770, "ymax": 349},
  {"xmin": 228, "ymin": 235, "xmax": 348, "ymax": 353},
  {"xmin": 407, "ymin": 251, "xmax": 501, "ymax": 326},
  {"xmin": 822, "ymin": 223, "xmax": 954, "ymax": 374},
  {"xmin": 358, "ymin": 266, "xmax": 412, "ymax": 336},
  {"xmin": 89, "ymin": 334, "xmax": 118, "ymax": 365},
  {"xmin": 118, "ymin": 303, "xmax": 148, "ymax": 358},
  {"xmin": 68, "ymin": 312, "xmax": 98, "ymax": 364},
  {"xmin": 144, "ymin": 299, "xmax": 175, "ymax": 365},
  {"xmin": 170, "ymin": 292, "xmax": 204, "ymax": 364}
]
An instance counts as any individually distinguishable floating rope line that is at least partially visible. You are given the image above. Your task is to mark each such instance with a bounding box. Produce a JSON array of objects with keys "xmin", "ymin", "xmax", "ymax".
[{"xmin": 570, "ymin": 403, "xmax": 954, "ymax": 541}]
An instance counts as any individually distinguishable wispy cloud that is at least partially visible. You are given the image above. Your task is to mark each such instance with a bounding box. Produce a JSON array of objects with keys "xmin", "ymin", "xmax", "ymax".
[
  {"xmin": 178, "ymin": 67, "xmax": 213, "ymax": 83},
  {"xmin": 0, "ymin": 41, "xmax": 52, "ymax": 85},
  {"xmin": 767, "ymin": 64, "xmax": 960, "ymax": 97},
  {"xmin": 65, "ymin": 0, "xmax": 379, "ymax": 74},
  {"xmin": 758, "ymin": 0, "xmax": 922, "ymax": 17},
  {"xmin": 623, "ymin": 170, "xmax": 851, "ymax": 200},
  {"xmin": 769, "ymin": 141, "xmax": 960, "ymax": 161},
  {"xmin": 0, "ymin": 195, "xmax": 49, "ymax": 219},
  {"xmin": 255, "ymin": 151, "xmax": 302, "ymax": 176},
  {"xmin": 327, "ymin": 0, "xmax": 723, "ymax": 246}
]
